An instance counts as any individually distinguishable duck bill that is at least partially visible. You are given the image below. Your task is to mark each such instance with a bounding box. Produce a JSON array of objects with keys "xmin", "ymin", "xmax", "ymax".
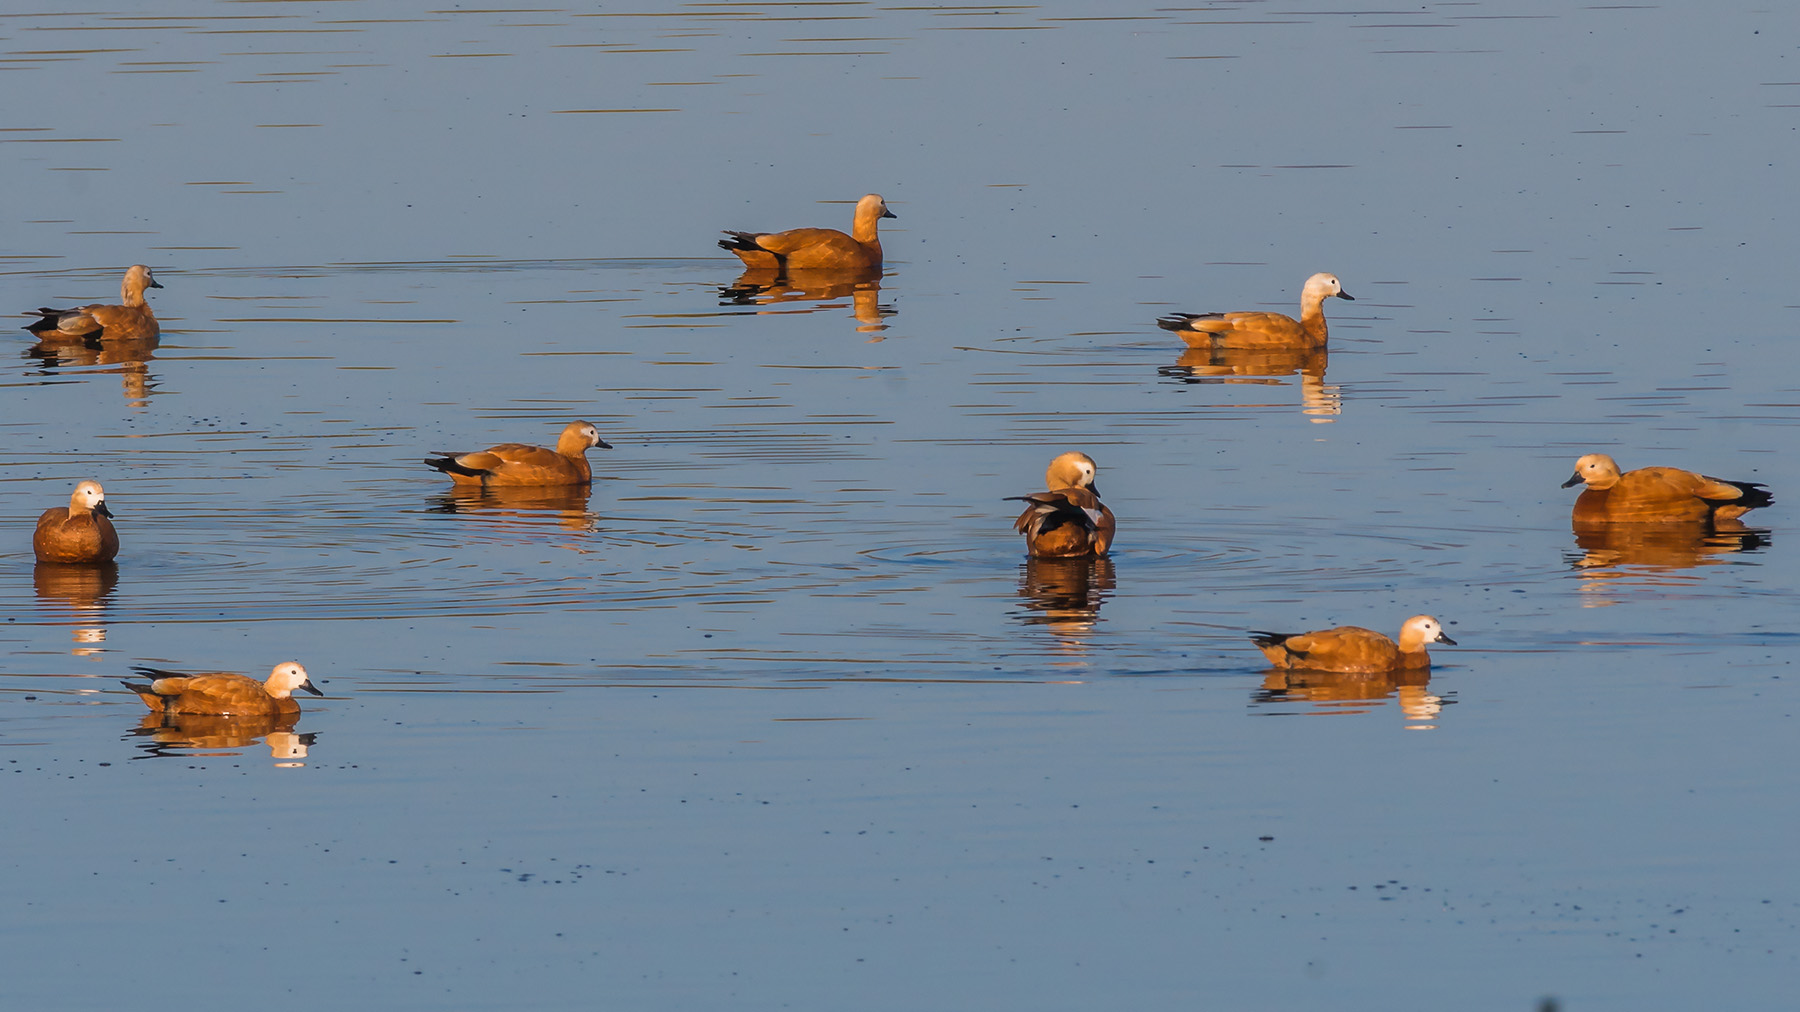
[
  {"xmin": 94, "ymin": 501, "xmax": 115, "ymax": 518},
  {"xmin": 1560, "ymin": 473, "xmax": 1584, "ymax": 488},
  {"xmin": 1337, "ymin": 290, "xmax": 1355, "ymax": 301},
  {"xmin": 300, "ymin": 681, "xmax": 325, "ymax": 697},
  {"xmin": 882, "ymin": 209, "xmax": 898, "ymax": 219},
  {"xmin": 1436, "ymin": 633, "xmax": 1458, "ymax": 646}
]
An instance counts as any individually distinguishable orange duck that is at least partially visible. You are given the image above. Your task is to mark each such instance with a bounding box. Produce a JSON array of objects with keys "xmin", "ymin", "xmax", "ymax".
[
  {"xmin": 122, "ymin": 662, "xmax": 322, "ymax": 718},
  {"xmin": 1560, "ymin": 453, "xmax": 1772, "ymax": 524},
  {"xmin": 1157, "ymin": 272, "xmax": 1353, "ymax": 347},
  {"xmin": 24, "ymin": 265, "xmax": 163, "ymax": 341},
  {"xmin": 1007, "ymin": 452, "xmax": 1116, "ymax": 558},
  {"xmin": 719, "ymin": 194, "xmax": 895, "ymax": 272},
  {"xmin": 34, "ymin": 480, "xmax": 120, "ymax": 564},
  {"xmin": 425, "ymin": 420, "xmax": 611, "ymax": 487},
  {"xmin": 1250, "ymin": 615, "xmax": 1455, "ymax": 674}
]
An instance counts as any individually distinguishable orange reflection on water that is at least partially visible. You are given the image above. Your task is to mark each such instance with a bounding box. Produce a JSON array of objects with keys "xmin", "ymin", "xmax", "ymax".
[
  {"xmin": 1160, "ymin": 344, "xmax": 1339, "ymax": 420},
  {"xmin": 1013, "ymin": 556, "xmax": 1115, "ymax": 658},
  {"xmin": 433, "ymin": 484, "xmax": 600, "ymax": 536},
  {"xmin": 129, "ymin": 710, "xmax": 316, "ymax": 763},
  {"xmin": 33, "ymin": 561, "xmax": 118, "ymax": 613},
  {"xmin": 1568, "ymin": 520, "xmax": 1768, "ymax": 607},
  {"xmin": 27, "ymin": 333, "xmax": 160, "ymax": 406},
  {"xmin": 720, "ymin": 269, "xmax": 893, "ymax": 337},
  {"xmin": 1254, "ymin": 667, "xmax": 1444, "ymax": 729}
]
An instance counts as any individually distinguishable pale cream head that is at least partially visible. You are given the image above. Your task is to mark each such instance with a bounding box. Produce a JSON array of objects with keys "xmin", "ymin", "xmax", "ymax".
[
  {"xmin": 1399, "ymin": 615, "xmax": 1456, "ymax": 650},
  {"xmin": 1301, "ymin": 272, "xmax": 1353, "ymax": 303},
  {"xmin": 558, "ymin": 420, "xmax": 610, "ymax": 452},
  {"xmin": 69, "ymin": 480, "xmax": 107, "ymax": 514},
  {"xmin": 856, "ymin": 194, "xmax": 895, "ymax": 220},
  {"xmin": 1045, "ymin": 451, "xmax": 1100, "ymax": 493},
  {"xmin": 1566, "ymin": 453, "xmax": 1622, "ymax": 490},
  {"xmin": 122, "ymin": 264, "xmax": 162, "ymax": 303},
  {"xmin": 264, "ymin": 662, "xmax": 316, "ymax": 699}
]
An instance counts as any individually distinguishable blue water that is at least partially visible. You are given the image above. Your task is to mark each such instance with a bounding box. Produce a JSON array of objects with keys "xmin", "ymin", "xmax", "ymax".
[{"xmin": 3, "ymin": 2, "xmax": 1799, "ymax": 1009}]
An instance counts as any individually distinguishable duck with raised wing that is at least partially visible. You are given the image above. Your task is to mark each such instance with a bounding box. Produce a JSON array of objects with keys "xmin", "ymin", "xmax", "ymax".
[
  {"xmin": 34, "ymin": 480, "xmax": 120, "ymax": 564},
  {"xmin": 425, "ymin": 420, "xmax": 611, "ymax": 487},
  {"xmin": 24, "ymin": 265, "xmax": 163, "ymax": 341},
  {"xmin": 1006, "ymin": 451, "xmax": 1116, "ymax": 558},
  {"xmin": 121, "ymin": 662, "xmax": 323, "ymax": 718},
  {"xmin": 1157, "ymin": 272, "xmax": 1353, "ymax": 347},
  {"xmin": 1250, "ymin": 615, "xmax": 1456, "ymax": 674},
  {"xmin": 720, "ymin": 194, "xmax": 896, "ymax": 273},
  {"xmin": 1560, "ymin": 453, "xmax": 1772, "ymax": 524}
]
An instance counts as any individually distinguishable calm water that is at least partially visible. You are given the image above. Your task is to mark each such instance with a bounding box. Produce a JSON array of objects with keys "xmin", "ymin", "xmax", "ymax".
[{"xmin": 4, "ymin": 2, "xmax": 1799, "ymax": 1009}]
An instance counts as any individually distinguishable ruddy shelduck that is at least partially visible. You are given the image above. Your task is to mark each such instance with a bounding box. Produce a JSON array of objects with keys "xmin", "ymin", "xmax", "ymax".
[
  {"xmin": 1251, "ymin": 615, "xmax": 1456, "ymax": 674},
  {"xmin": 425, "ymin": 420, "xmax": 611, "ymax": 487},
  {"xmin": 24, "ymin": 265, "xmax": 163, "ymax": 341},
  {"xmin": 1006, "ymin": 451, "xmax": 1116, "ymax": 558},
  {"xmin": 1158, "ymin": 272, "xmax": 1353, "ymax": 347},
  {"xmin": 33, "ymin": 480, "xmax": 119, "ymax": 564},
  {"xmin": 1560, "ymin": 453, "xmax": 1772, "ymax": 524},
  {"xmin": 122, "ymin": 662, "xmax": 323, "ymax": 718},
  {"xmin": 719, "ymin": 194, "xmax": 896, "ymax": 272}
]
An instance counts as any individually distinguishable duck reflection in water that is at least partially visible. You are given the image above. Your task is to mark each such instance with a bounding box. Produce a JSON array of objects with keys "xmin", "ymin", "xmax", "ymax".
[
  {"xmin": 26, "ymin": 332, "xmax": 160, "ymax": 404},
  {"xmin": 720, "ymin": 269, "xmax": 893, "ymax": 336},
  {"xmin": 431, "ymin": 483, "xmax": 600, "ymax": 534},
  {"xmin": 34, "ymin": 561, "xmax": 119, "ymax": 613},
  {"xmin": 1013, "ymin": 556, "xmax": 1116, "ymax": 654},
  {"xmin": 1252, "ymin": 667, "xmax": 1446, "ymax": 729},
  {"xmin": 1568, "ymin": 519, "xmax": 1769, "ymax": 605},
  {"xmin": 1157, "ymin": 344, "xmax": 1340, "ymax": 421},
  {"xmin": 128, "ymin": 710, "xmax": 317, "ymax": 763},
  {"xmin": 34, "ymin": 562, "xmax": 119, "ymax": 656}
]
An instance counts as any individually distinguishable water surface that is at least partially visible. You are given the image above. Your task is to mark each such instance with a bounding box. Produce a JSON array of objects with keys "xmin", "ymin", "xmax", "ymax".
[{"xmin": 4, "ymin": 2, "xmax": 1799, "ymax": 1009}]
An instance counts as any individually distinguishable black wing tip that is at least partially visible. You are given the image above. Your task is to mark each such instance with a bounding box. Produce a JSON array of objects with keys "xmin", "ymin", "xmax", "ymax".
[
  {"xmin": 1247, "ymin": 631, "xmax": 1291, "ymax": 648},
  {"xmin": 424, "ymin": 456, "xmax": 487, "ymax": 479},
  {"xmin": 1736, "ymin": 482, "xmax": 1775, "ymax": 509},
  {"xmin": 1157, "ymin": 312, "xmax": 1226, "ymax": 332},
  {"xmin": 119, "ymin": 679, "xmax": 152, "ymax": 694},
  {"xmin": 1712, "ymin": 478, "xmax": 1775, "ymax": 509},
  {"xmin": 718, "ymin": 231, "xmax": 762, "ymax": 253}
]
